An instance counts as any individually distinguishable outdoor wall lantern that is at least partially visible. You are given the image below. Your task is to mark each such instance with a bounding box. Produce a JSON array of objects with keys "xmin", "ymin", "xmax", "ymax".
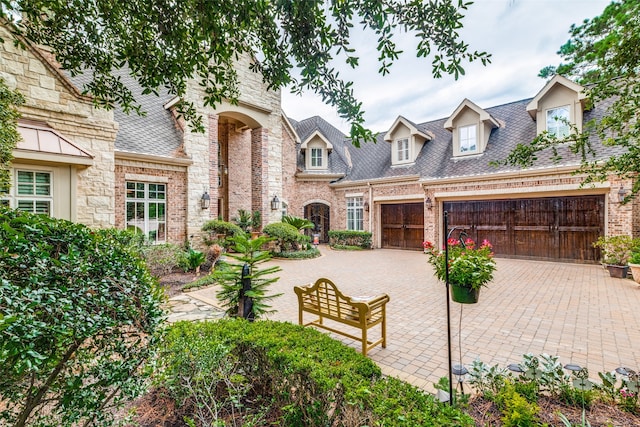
[
  {"xmin": 364, "ymin": 201, "xmax": 370, "ymax": 212},
  {"xmin": 425, "ymin": 197, "xmax": 433, "ymax": 210},
  {"xmin": 271, "ymin": 195, "xmax": 280, "ymax": 211},
  {"xmin": 618, "ymin": 185, "xmax": 627, "ymax": 203},
  {"xmin": 200, "ymin": 191, "xmax": 211, "ymax": 210}
]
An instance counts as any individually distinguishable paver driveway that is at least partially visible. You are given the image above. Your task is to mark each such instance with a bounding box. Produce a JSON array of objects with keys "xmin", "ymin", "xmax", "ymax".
[{"xmin": 190, "ymin": 246, "xmax": 640, "ymax": 392}]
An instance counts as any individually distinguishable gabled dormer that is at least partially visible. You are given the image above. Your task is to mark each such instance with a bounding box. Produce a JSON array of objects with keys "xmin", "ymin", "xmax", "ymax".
[
  {"xmin": 300, "ymin": 130, "xmax": 333, "ymax": 170},
  {"xmin": 444, "ymin": 99, "xmax": 499, "ymax": 157},
  {"xmin": 383, "ymin": 116, "xmax": 433, "ymax": 166},
  {"xmin": 526, "ymin": 75, "xmax": 587, "ymax": 137}
]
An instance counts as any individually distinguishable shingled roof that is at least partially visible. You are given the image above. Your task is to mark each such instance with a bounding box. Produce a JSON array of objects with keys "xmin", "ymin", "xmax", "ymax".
[
  {"xmin": 66, "ymin": 69, "xmax": 184, "ymax": 158},
  {"xmin": 292, "ymin": 94, "xmax": 624, "ymax": 184}
]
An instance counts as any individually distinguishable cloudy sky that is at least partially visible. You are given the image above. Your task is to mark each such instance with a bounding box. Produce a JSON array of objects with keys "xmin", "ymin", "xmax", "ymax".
[{"xmin": 281, "ymin": 0, "xmax": 610, "ymax": 134}]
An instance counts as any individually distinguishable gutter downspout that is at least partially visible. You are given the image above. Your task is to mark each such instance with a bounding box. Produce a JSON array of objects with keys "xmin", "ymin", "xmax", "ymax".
[{"xmin": 367, "ymin": 182, "xmax": 373, "ymax": 246}]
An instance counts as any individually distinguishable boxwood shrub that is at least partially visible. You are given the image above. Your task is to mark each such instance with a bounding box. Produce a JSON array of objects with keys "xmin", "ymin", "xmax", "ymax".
[
  {"xmin": 157, "ymin": 319, "xmax": 473, "ymax": 426},
  {"xmin": 328, "ymin": 230, "xmax": 372, "ymax": 249},
  {"xmin": 263, "ymin": 221, "xmax": 303, "ymax": 252},
  {"xmin": 202, "ymin": 219, "xmax": 245, "ymax": 247}
]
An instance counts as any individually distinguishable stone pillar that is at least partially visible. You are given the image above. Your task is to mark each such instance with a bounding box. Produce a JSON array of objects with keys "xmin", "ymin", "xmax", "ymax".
[{"xmin": 251, "ymin": 127, "xmax": 269, "ymax": 226}]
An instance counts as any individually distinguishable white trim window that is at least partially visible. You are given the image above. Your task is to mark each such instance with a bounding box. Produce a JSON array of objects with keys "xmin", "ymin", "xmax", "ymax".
[
  {"xmin": 546, "ymin": 105, "xmax": 570, "ymax": 138},
  {"xmin": 311, "ymin": 147, "xmax": 323, "ymax": 167},
  {"xmin": 126, "ymin": 181, "xmax": 166, "ymax": 243},
  {"xmin": 459, "ymin": 124, "xmax": 477, "ymax": 153},
  {"xmin": 396, "ymin": 138, "xmax": 409, "ymax": 162},
  {"xmin": 346, "ymin": 197, "xmax": 364, "ymax": 231},
  {"xmin": 15, "ymin": 170, "xmax": 52, "ymax": 215}
]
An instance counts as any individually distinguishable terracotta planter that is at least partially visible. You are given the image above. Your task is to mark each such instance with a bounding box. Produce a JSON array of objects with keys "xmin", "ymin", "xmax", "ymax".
[
  {"xmin": 450, "ymin": 284, "xmax": 480, "ymax": 304},
  {"xmin": 606, "ymin": 264, "xmax": 629, "ymax": 279},
  {"xmin": 629, "ymin": 263, "xmax": 640, "ymax": 283}
]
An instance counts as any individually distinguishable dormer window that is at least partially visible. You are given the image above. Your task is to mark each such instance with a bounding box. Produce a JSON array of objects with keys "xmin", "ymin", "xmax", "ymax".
[
  {"xmin": 301, "ymin": 130, "xmax": 332, "ymax": 171},
  {"xmin": 546, "ymin": 106, "xmax": 570, "ymax": 138},
  {"xmin": 459, "ymin": 125, "xmax": 477, "ymax": 153},
  {"xmin": 311, "ymin": 147, "xmax": 323, "ymax": 167},
  {"xmin": 397, "ymin": 138, "xmax": 409, "ymax": 162},
  {"xmin": 383, "ymin": 116, "xmax": 433, "ymax": 166}
]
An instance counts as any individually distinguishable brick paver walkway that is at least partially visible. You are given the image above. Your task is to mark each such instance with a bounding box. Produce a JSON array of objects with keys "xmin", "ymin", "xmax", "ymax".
[{"xmin": 187, "ymin": 246, "xmax": 640, "ymax": 393}]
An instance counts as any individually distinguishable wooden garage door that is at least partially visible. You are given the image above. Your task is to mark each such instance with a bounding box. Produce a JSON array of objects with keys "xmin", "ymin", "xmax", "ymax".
[
  {"xmin": 444, "ymin": 195, "xmax": 604, "ymax": 263},
  {"xmin": 381, "ymin": 203, "xmax": 424, "ymax": 250}
]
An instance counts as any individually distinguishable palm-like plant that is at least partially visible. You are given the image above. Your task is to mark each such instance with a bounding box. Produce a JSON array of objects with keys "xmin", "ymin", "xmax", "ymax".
[
  {"xmin": 282, "ymin": 215, "xmax": 314, "ymax": 232},
  {"xmin": 215, "ymin": 234, "xmax": 282, "ymax": 319}
]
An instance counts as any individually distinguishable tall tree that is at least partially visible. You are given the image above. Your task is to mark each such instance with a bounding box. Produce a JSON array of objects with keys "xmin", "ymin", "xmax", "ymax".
[
  {"xmin": 0, "ymin": 77, "xmax": 24, "ymax": 194},
  {"xmin": 497, "ymin": 0, "xmax": 640, "ymax": 200},
  {"xmin": 0, "ymin": 0, "xmax": 490, "ymax": 144}
]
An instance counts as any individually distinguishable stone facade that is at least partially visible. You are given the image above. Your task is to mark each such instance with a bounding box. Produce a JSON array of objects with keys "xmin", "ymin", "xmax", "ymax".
[{"xmin": 1, "ymin": 26, "xmax": 117, "ymax": 228}]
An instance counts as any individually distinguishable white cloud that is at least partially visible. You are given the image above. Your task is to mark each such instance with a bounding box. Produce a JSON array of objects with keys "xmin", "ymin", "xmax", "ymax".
[{"xmin": 282, "ymin": 0, "xmax": 610, "ymax": 134}]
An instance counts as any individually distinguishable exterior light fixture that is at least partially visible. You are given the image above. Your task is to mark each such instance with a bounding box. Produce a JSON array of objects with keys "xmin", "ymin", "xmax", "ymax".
[
  {"xmin": 507, "ymin": 363, "xmax": 524, "ymax": 373},
  {"xmin": 425, "ymin": 197, "xmax": 433, "ymax": 210},
  {"xmin": 364, "ymin": 201, "xmax": 370, "ymax": 212},
  {"xmin": 564, "ymin": 363, "xmax": 582, "ymax": 372},
  {"xmin": 618, "ymin": 185, "xmax": 627, "ymax": 203},
  {"xmin": 271, "ymin": 195, "xmax": 280, "ymax": 211},
  {"xmin": 452, "ymin": 364, "xmax": 469, "ymax": 394},
  {"xmin": 200, "ymin": 191, "xmax": 211, "ymax": 209}
]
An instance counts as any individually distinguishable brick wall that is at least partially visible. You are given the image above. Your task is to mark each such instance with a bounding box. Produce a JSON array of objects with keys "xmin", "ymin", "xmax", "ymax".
[{"xmin": 114, "ymin": 162, "xmax": 188, "ymax": 244}]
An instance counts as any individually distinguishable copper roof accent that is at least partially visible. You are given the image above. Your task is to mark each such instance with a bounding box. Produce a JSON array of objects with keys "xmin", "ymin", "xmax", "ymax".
[{"xmin": 16, "ymin": 120, "xmax": 93, "ymax": 159}]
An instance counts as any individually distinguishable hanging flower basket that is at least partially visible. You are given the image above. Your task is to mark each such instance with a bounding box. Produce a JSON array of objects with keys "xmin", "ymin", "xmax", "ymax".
[
  {"xmin": 450, "ymin": 284, "xmax": 480, "ymax": 304},
  {"xmin": 424, "ymin": 237, "xmax": 496, "ymax": 305}
]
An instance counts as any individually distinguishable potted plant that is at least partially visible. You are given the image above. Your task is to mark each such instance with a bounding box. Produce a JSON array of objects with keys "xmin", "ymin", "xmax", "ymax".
[
  {"xmin": 628, "ymin": 251, "xmax": 640, "ymax": 283},
  {"xmin": 423, "ymin": 238, "xmax": 497, "ymax": 304},
  {"xmin": 592, "ymin": 235, "xmax": 639, "ymax": 279}
]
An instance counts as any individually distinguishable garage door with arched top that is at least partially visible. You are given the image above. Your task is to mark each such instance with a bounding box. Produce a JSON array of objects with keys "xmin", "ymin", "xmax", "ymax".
[{"xmin": 443, "ymin": 195, "xmax": 604, "ymax": 263}]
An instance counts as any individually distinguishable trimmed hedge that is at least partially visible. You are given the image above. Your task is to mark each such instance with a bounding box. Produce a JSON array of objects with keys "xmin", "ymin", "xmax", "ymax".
[
  {"xmin": 328, "ymin": 230, "xmax": 372, "ymax": 249},
  {"xmin": 158, "ymin": 320, "xmax": 473, "ymax": 426},
  {"xmin": 263, "ymin": 221, "xmax": 304, "ymax": 252},
  {"xmin": 202, "ymin": 219, "xmax": 244, "ymax": 247}
]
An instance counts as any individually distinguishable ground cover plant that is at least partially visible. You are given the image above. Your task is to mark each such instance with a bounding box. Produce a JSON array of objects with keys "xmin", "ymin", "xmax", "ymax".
[
  {"xmin": 0, "ymin": 207, "xmax": 165, "ymax": 426},
  {"xmin": 464, "ymin": 354, "xmax": 640, "ymax": 426}
]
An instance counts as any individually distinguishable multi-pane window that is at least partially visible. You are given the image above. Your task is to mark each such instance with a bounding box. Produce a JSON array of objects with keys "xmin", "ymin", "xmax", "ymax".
[
  {"xmin": 311, "ymin": 148, "xmax": 323, "ymax": 167},
  {"xmin": 546, "ymin": 106, "xmax": 570, "ymax": 138},
  {"xmin": 397, "ymin": 138, "xmax": 409, "ymax": 162},
  {"xmin": 346, "ymin": 197, "xmax": 364, "ymax": 231},
  {"xmin": 15, "ymin": 170, "xmax": 52, "ymax": 215},
  {"xmin": 126, "ymin": 181, "xmax": 166, "ymax": 243},
  {"xmin": 459, "ymin": 125, "xmax": 477, "ymax": 153}
]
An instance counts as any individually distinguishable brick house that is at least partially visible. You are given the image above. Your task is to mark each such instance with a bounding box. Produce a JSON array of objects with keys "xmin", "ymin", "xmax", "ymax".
[
  {"xmin": 286, "ymin": 75, "xmax": 639, "ymax": 263},
  {"xmin": 2, "ymin": 25, "xmax": 638, "ymax": 263}
]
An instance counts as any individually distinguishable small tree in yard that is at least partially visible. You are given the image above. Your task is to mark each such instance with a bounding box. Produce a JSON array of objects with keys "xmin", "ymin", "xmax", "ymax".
[
  {"xmin": 215, "ymin": 234, "xmax": 281, "ymax": 319},
  {"xmin": 0, "ymin": 207, "xmax": 165, "ymax": 427}
]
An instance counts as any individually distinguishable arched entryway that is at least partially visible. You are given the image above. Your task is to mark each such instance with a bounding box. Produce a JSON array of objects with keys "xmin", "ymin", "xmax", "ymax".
[{"xmin": 304, "ymin": 203, "xmax": 330, "ymax": 243}]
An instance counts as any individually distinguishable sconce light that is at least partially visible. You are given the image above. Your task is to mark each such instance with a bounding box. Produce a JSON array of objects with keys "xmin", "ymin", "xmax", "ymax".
[
  {"xmin": 618, "ymin": 185, "xmax": 627, "ymax": 203},
  {"xmin": 271, "ymin": 195, "xmax": 280, "ymax": 211},
  {"xmin": 425, "ymin": 197, "xmax": 433, "ymax": 210},
  {"xmin": 200, "ymin": 191, "xmax": 211, "ymax": 210},
  {"xmin": 364, "ymin": 201, "xmax": 370, "ymax": 212}
]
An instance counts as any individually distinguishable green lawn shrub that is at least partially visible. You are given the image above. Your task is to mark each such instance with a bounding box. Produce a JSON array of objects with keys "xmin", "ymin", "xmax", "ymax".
[
  {"xmin": 273, "ymin": 247, "xmax": 321, "ymax": 259},
  {"xmin": 157, "ymin": 319, "xmax": 473, "ymax": 426},
  {"xmin": 328, "ymin": 230, "xmax": 372, "ymax": 249},
  {"xmin": 0, "ymin": 207, "xmax": 165, "ymax": 427},
  {"xmin": 262, "ymin": 221, "xmax": 304, "ymax": 252},
  {"xmin": 202, "ymin": 219, "xmax": 245, "ymax": 248},
  {"xmin": 142, "ymin": 242, "xmax": 186, "ymax": 276}
]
